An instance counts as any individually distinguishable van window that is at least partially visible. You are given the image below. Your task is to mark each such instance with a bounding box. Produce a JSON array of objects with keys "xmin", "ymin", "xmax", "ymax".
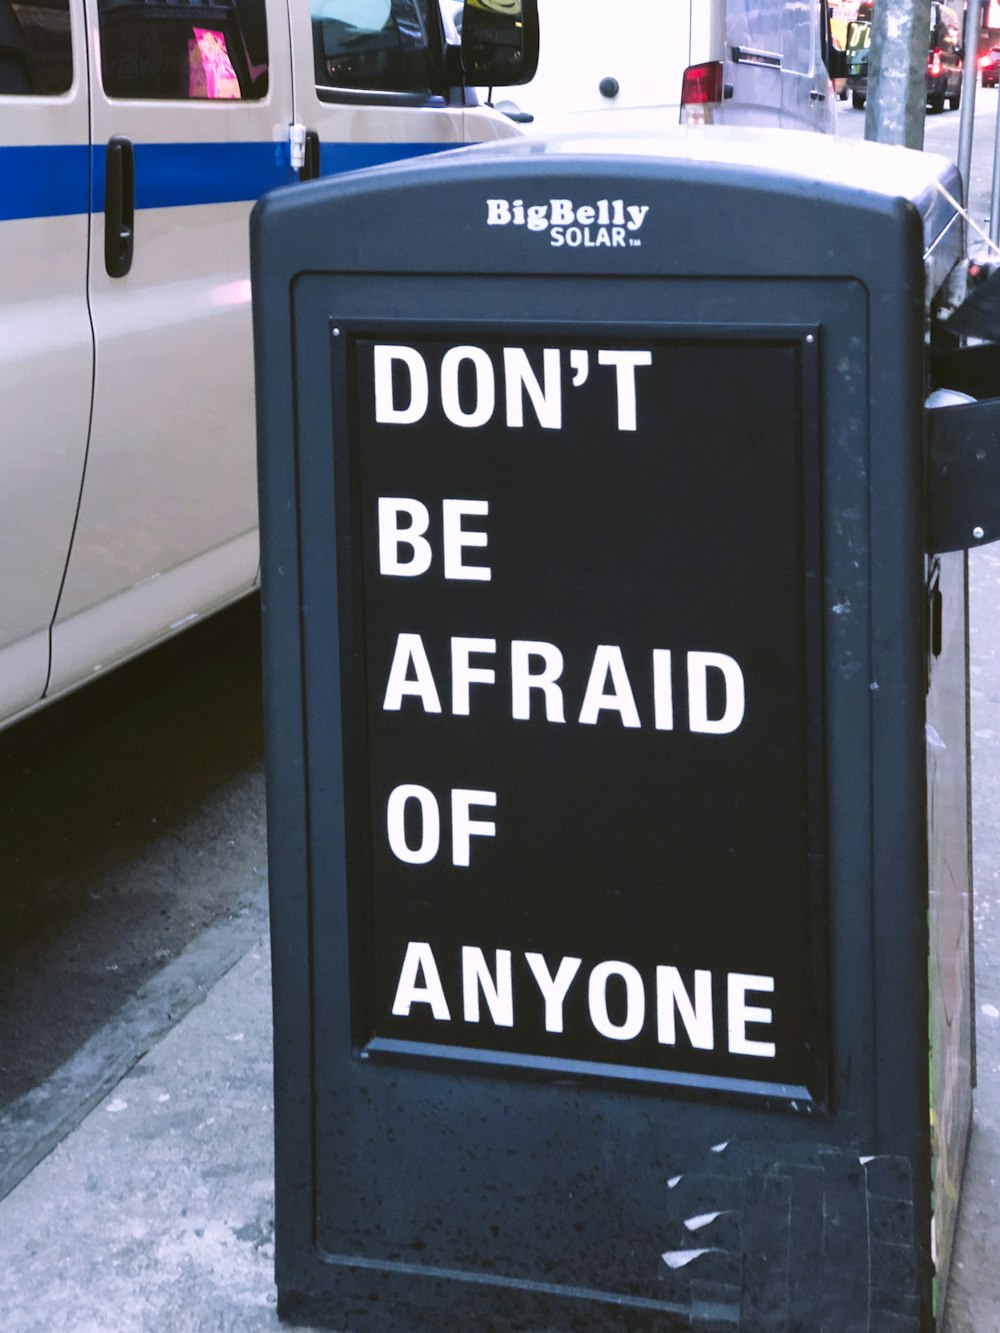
[
  {"xmin": 0, "ymin": 0, "xmax": 72, "ymax": 94},
  {"xmin": 312, "ymin": 0, "xmax": 433, "ymax": 94},
  {"xmin": 97, "ymin": 0, "xmax": 268, "ymax": 100}
]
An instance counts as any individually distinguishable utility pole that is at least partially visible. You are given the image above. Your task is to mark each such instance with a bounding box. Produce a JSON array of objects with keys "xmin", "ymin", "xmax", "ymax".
[
  {"xmin": 956, "ymin": 0, "xmax": 982, "ymax": 203},
  {"xmin": 865, "ymin": 0, "xmax": 934, "ymax": 148}
]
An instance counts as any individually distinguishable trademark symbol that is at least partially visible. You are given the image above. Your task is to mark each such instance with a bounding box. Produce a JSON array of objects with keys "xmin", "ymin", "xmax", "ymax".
[{"xmin": 629, "ymin": 237, "xmax": 642, "ymax": 248}]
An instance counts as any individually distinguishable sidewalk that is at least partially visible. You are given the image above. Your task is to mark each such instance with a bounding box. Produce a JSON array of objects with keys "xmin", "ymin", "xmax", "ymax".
[
  {"xmin": 0, "ymin": 923, "xmax": 997, "ymax": 1330},
  {"xmin": 0, "ymin": 937, "xmax": 312, "ymax": 1333}
]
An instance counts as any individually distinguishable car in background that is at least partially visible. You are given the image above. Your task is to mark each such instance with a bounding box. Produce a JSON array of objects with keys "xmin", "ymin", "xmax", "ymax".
[
  {"xmin": 845, "ymin": 9, "xmax": 872, "ymax": 108},
  {"xmin": 925, "ymin": 1, "xmax": 963, "ymax": 111},
  {"xmin": 847, "ymin": 1, "xmax": 962, "ymax": 112},
  {"xmin": 981, "ymin": 46, "xmax": 1000, "ymax": 88}
]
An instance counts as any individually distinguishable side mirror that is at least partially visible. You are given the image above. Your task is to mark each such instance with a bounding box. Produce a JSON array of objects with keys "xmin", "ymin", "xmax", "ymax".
[{"xmin": 461, "ymin": 0, "xmax": 539, "ymax": 88}]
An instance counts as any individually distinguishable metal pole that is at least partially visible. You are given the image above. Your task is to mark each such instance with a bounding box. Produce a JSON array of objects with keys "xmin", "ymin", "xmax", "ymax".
[
  {"xmin": 957, "ymin": 0, "xmax": 982, "ymax": 202},
  {"xmin": 865, "ymin": 0, "xmax": 933, "ymax": 148},
  {"xmin": 990, "ymin": 83, "xmax": 1000, "ymax": 245}
]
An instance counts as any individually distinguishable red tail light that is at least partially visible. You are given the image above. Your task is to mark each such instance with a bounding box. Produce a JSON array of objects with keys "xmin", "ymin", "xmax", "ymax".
[
  {"xmin": 681, "ymin": 61, "xmax": 725, "ymax": 106},
  {"xmin": 929, "ymin": 48, "xmax": 942, "ymax": 76}
]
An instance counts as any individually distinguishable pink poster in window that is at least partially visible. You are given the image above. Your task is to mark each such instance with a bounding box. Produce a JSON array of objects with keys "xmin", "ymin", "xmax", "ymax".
[{"xmin": 188, "ymin": 28, "xmax": 241, "ymax": 99}]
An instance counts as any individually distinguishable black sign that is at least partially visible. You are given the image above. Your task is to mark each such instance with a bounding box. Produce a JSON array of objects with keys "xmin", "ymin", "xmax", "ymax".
[{"xmin": 334, "ymin": 327, "xmax": 825, "ymax": 1101}]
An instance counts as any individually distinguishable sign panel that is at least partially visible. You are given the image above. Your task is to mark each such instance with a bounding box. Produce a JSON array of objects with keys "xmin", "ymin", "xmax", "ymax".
[{"xmin": 334, "ymin": 326, "xmax": 825, "ymax": 1101}]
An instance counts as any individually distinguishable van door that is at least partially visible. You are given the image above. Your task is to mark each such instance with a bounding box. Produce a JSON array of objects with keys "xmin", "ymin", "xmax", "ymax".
[
  {"xmin": 49, "ymin": 0, "xmax": 296, "ymax": 693},
  {"xmin": 290, "ymin": 0, "xmax": 507, "ymax": 182},
  {"xmin": 725, "ymin": 0, "xmax": 834, "ymax": 132},
  {"xmin": 725, "ymin": 0, "xmax": 788, "ymax": 125},
  {"xmin": 0, "ymin": 0, "xmax": 93, "ymax": 720},
  {"xmin": 778, "ymin": 0, "xmax": 836, "ymax": 131}
]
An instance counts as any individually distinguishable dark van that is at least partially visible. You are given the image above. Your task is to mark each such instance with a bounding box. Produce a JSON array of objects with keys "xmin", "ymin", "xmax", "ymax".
[{"xmin": 847, "ymin": 1, "xmax": 963, "ymax": 113}]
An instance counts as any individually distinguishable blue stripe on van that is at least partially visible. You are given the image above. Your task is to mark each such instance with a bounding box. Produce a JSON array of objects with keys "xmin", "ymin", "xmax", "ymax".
[
  {"xmin": 90, "ymin": 140, "xmax": 298, "ymax": 211},
  {"xmin": 317, "ymin": 139, "xmax": 452, "ymax": 176},
  {"xmin": 0, "ymin": 145, "xmax": 90, "ymax": 221},
  {"xmin": 2, "ymin": 139, "xmax": 455, "ymax": 222}
]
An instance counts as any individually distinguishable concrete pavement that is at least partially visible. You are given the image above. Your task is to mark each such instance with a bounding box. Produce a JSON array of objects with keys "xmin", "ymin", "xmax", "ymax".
[{"xmin": 0, "ymin": 935, "xmax": 309, "ymax": 1332}]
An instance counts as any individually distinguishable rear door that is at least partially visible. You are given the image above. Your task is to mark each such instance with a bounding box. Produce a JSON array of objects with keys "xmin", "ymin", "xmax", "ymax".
[
  {"xmin": 725, "ymin": 0, "xmax": 834, "ymax": 131},
  {"xmin": 724, "ymin": 0, "xmax": 787, "ymax": 125},
  {"xmin": 49, "ymin": 0, "xmax": 296, "ymax": 694},
  {"xmin": 0, "ymin": 0, "xmax": 92, "ymax": 721},
  {"xmin": 488, "ymin": 0, "xmax": 694, "ymax": 133},
  {"xmin": 778, "ymin": 0, "xmax": 835, "ymax": 131}
]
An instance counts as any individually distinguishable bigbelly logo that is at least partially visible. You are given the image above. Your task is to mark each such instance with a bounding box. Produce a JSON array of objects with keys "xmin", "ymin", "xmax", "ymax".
[{"xmin": 486, "ymin": 197, "xmax": 650, "ymax": 249}]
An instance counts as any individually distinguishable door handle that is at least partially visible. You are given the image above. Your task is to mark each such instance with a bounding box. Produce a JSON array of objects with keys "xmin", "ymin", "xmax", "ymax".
[
  {"xmin": 810, "ymin": 89, "xmax": 828, "ymax": 101},
  {"xmin": 105, "ymin": 136, "xmax": 134, "ymax": 278},
  {"xmin": 301, "ymin": 129, "xmax": 321, "ymax": 182}
]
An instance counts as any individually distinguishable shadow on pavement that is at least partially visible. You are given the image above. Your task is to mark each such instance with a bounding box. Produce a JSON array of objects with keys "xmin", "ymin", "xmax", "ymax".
[{"xmin": 0, "ymin": 596, "xmax": 267, "ymax": 1109}]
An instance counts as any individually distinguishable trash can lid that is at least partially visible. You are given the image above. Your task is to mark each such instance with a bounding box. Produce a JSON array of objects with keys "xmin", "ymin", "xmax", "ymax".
[{"xmin": 457, "ymin": 125, "xmax": 961, "ymax": 267}]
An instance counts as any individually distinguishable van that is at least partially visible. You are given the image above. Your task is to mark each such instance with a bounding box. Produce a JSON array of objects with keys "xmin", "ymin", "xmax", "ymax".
[
  {"xmin": 0, "ymin": 0, "xmax": 534, "ymax": 728},
  {"xmin": 847, "ymin": 1, "xmax": 963, "ymax": 113},
  {"xmin": 483, "ymin": 0, "xmax": 844, "ymax": 135}
]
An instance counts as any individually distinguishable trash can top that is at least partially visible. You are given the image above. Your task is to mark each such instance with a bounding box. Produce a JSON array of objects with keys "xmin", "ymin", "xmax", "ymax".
[
  {"xmin": 448, "ymin": 125, "xmax": 961, "ymax": 256},
  {"xmin": 252, "ymin": 125, "xmax": 960, "ymax": 291}
]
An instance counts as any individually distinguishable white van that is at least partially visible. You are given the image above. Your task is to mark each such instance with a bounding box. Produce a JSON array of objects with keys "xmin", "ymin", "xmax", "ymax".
[
  {"xmin": 0, "ymin": 0, "xmax": 533, "ymax": 728},
  {"xmin": 487, "ymin": 0, "xmax": 842, "ymax": 135}
]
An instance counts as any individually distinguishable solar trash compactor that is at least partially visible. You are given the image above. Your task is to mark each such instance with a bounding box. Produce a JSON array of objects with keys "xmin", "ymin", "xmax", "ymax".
[{"xmin": 251, "ymin": 128, "xmax": 999, "ymax": 1330}]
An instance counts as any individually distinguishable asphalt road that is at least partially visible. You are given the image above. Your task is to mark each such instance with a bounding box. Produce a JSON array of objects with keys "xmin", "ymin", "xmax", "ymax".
[{"xmin": 0, "ymin": 598, "xmax": 267, "ymax": 1109}]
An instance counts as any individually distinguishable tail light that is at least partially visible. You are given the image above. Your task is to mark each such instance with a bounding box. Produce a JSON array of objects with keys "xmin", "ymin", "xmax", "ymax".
[
  {"xmin": 680, "ymin": 61, "xmax": 724, "ymax": 124},
  {"xmin": 929, "ymin": 48, "xmax": 942, "ymax": 76}
]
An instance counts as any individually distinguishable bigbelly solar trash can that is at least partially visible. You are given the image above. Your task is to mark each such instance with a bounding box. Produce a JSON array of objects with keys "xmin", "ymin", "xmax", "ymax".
[{"xmin": 251, "ymin": 128, "xmax": 996, "ymax": 1330}]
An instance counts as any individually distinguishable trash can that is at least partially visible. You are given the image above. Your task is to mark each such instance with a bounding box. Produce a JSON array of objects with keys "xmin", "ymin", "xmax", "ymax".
[{"xmin": 251, "ymin": 127, "xmax": 988, "ymax": 1330}]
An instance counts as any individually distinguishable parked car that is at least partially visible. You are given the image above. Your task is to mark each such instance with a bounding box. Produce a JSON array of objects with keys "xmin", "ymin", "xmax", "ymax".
[
  {"xmin": 925, "ymin": 1, "xmax": 963, "ymax": 112},
  {"xmin": 981, "ymin": 46, "xmax": 1000, "ymax": 88}
]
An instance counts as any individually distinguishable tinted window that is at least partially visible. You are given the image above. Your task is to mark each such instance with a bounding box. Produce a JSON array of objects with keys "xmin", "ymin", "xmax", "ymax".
[
  {"xmin": 0, "ymin": 0, "xmax": 72, "ymax": 95},
  {"xmin": 312, "ymin": 0, "xmax": 432, "ymax": 93},
  {"xmin": 931, "ymin": 5, "xmax": 960, "ymax": 54},
  {"xmin": 98, "ymin": 0, "xmax": 268, "ymax": 100}
]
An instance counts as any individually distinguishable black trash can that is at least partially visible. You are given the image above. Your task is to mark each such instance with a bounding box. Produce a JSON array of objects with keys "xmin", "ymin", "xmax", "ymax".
[{"xmin": 251, "ymin": 128, "xmax": 987, "ymax": 1331}]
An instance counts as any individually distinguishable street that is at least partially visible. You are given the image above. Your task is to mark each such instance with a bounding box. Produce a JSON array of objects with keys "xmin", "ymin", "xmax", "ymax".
[
  {"xmin": 0, "ymin": 601, "xmax": 267, "ymax": 1123},
  {"xmin": 5, "ymin": 90, "xmax": 1000, "ymax": 1329}
]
